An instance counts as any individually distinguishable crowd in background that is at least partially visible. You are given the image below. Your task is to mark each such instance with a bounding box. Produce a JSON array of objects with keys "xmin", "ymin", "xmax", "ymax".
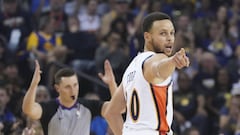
[{"xmin": 0, "ymin": 0, "xmax": 240, "ymax": 135}]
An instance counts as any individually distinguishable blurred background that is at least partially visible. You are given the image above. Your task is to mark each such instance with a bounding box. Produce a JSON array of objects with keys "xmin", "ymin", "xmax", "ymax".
[{"xmin": 0, "ymin": 0, "xmax": 240, "ymax": 135}]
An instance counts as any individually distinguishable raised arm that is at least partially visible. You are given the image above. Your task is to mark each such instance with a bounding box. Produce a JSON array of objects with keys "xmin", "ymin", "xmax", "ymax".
[
  {"xmin": 98, "ymin": 60, "xmax": 117, "ymax": 96},
  {"xmin": 101, "ymin": 83, "xmax": 126, "ymax": 135},
  {"xmin": 22, "ymin": 60, "xmax": 43, "ymax": 120},
  {"xmin": 144, "ymin": 48, "xmax": 189, "ymax": 83},
  {"xmin": 99, "ymin": 60, "xmax": 125, "ymax": 135}
]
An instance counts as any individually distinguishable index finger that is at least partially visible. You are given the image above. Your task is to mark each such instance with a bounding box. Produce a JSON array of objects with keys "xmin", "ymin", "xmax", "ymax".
[
  {"xmin": 35, "ymin": 60, "xmax": 42, "ymax": 73},
  {"xmin": 179, "ymin": 48, "xmax": 185, "ymax": 55},
  {"xmin": 35, "ymin": 60, "xmax": 39, "ymax": 69},
  {"xmin": 104, "ymin": 59, "xmax": 113, "ymax": 74}
]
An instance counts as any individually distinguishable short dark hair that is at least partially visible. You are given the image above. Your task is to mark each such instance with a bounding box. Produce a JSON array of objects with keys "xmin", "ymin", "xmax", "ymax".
[
  {"xmin": 142, "ymin": 12, "xmax": 171, "ymax": 32},
  {"xmin": 54, "ymin": 68, "xmax": 76, "ymax": 84}
]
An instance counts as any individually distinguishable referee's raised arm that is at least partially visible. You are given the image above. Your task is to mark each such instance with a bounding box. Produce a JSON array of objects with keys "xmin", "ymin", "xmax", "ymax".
[{"xmin": 22, "ymin": 60, "xmax": 43, "ymax": 120}]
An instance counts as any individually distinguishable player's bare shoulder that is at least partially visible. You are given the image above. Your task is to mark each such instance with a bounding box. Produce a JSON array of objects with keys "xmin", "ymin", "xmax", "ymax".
[
  {"xmin": 143, "ymin": 53, "xmax": 170, "ymax": 83},
  {"xmin": 143, "ymin": 53, "xmax": 168, "ymax": 72}
]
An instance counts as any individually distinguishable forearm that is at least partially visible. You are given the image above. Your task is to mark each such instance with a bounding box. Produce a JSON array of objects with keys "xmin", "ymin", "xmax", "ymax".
[
  {"xmin": 102, "ymin": 84, "xmax": 125, "ymax": 134},
  {"xmin": 22, "ymin": 81, "xmax": 38, "ymax": 115},
  {"xmin": 102, "ymin": 102, "xmax": 123, "ymax": 135},
  {"xmin": 108, "ymin": 81, "xmax": 117, "ymax": 96},
  {"xmin": 154, "ymin": 56, "xmax": 176, "ymax": 80},
  {"xmin": 105, "ymin": 113, "xmax": 123, "ymax": 135}
]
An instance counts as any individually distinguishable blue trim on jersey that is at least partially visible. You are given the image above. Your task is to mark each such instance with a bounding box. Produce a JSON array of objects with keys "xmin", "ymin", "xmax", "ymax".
[{"xmin": 141, "ymin": 54, "xmax": 154, "ymax": 70}]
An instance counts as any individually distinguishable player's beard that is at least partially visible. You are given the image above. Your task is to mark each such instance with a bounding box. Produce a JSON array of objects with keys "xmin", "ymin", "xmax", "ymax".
[
  {"xmin": 151, "ymin": 38, "xmax": 164, "ymax": 54},
  {"xmin": 151, "ymin": 38, "xmax": 172, "ymax": 56}
]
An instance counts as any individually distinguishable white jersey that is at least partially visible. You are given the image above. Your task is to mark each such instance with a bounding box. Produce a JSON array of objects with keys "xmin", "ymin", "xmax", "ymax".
[{"xmin": 122, "ymin": 51, "xmax": 173, "ymax": 135}]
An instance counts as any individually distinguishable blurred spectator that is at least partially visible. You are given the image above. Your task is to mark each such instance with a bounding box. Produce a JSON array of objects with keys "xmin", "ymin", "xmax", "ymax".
[
  {"xmin": 227, "ymin": 20, "xmax": 240, "ymax": 50},
  {"xmin": 46, "ymin": 0, "xmax": 68, "ymax": 34},
  {"xmin": 0, "ymin": 85, "xmax": 16, "ymax": 134},
  {"xmin": 228, "ymin": 0, "xmax": 240, "ymax": 22},
  {"xmin": 35, "ymin": 85, "xmax": 50, "ymax": 103},
  {"xmin": 110, "ymin": 17, "xmax": 129, "ymax": 45},
  {"xmin": 64, "ymin": 0, "xmax": 77, "ymax": 16},
  {"xmin": 193, "ymin": 52, "xmax": 219, "ymax": 93},
  {"xmin": 100, "ymin": 0, "xmax": 148, "ymax": 61},
  {"xmin": 148, "ymin": 0, "xmax": 161, "ymax": 13},
  {"xmin": 173, "ymin": 71, "xmax": 208, "ymax": 135},
  {"xmin": 95, "ymin": 31, "xmax": 129, "ymax": 84},
  {"xmin": 226, "ymin": 45, "xmax": 240, "ymax": 83},
  {"xmin": 78, "ymin": 0, "xmax": 101, "ymax": 35},
  {"xmin": 193, "ymin": 0, "xmax": 214, "ymax": 19},
  {"xmin": 219, "ymin": 82, "xmax": 240, "ymax": 135},
  {"xmin": 203, "ymin": 21, "xmax": 233, "ymax": 66},
  {"xmin": 204, "ymin": 68, "xmax": 233, "ymax": 135},
  {"xmin": 192, "ymin": 51, "xmax": 220, "ymax": 134},
  {"xmin": 3, "ymin": 63, "xmax": 23, "ymax": 86},
  {"xmin": 62, "ymin": 15, "xmax": 99, "ymax": 96},
  {"xmin": 26, "ymin": 15, "xmax": 67, "ymax": 66},
  {"xmin": 3, "ymin": 63, "xmax": 25, "ymax": 118},
  {"xmin": 0, "ymin": 0, "xmax": 33, "ymax": 59},
  {"xmin": 213, "ymin": 68, "xmax": 232, "ymax": 107},
  {"xmin": 129, "ymin": 0, "xmax": 148, "ymax": 17},
  {"xmin": 175, "ymin": 14, "xmax": 192, "ymax": 33},
  {"xmin": 64, "ymin": 0, "xmax": 112, "ymax": 17},
  {"xmin": 171, "ymin": 0, "xmax": 195, "ymax": 15},
  {"xmin": 216, "ymin": 5, "xmax": 229, "ymax": 28},
  {"xmin": 96, "ymin": 0, "xmax": 113, "ymax": 16},
  {"xmin": 100, "ymin": 0, "xmax": 134, "ymax": 38},
  {"xmin": 63, "ymin": 15, "xmax": 99, "ymax": 64}
]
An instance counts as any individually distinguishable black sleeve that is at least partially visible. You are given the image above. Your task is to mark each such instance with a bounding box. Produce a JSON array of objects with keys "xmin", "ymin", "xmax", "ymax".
[
  {"xmin": 39, "ymin": 100, "xmax": 58, "ymax": 135},
  {"xmin": 78, "ymin": 98, "xmax": 104, "ymax": 117}
]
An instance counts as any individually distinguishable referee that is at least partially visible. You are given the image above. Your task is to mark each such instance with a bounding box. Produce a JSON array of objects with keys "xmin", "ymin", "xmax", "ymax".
[{"xmin": 22, "ymin": 60, "xmax": 117, "ymax": 135}]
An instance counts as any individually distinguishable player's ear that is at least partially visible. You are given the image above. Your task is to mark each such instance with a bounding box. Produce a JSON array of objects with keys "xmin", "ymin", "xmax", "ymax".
[
  {"xmin": 54, "ymin": 84, "xmax": 60, "ymax": 93},
  {"xmin": 144, "ymin": 32, "xmax": 151, "ymax": 41}
]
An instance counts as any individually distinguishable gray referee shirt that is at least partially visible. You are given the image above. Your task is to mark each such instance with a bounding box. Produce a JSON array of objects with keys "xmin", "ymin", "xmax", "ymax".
[{"xmin": 39, "ymin": 98, "xmax": 103, "ymax": 135}]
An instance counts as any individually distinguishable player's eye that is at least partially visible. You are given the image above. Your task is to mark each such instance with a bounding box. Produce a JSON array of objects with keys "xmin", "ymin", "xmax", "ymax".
[{"xmin": 160, "ymin": 32, "xmax": 167, "ymax": 36}]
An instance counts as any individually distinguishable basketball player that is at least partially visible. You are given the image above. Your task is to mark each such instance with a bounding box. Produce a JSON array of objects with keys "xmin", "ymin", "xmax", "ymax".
[
  {"xmin": 22, "ymin": 60, "xmax": 116, "ymax": 135},
  {"xmin": 104, "ymin": 12, "xmax": 190, "ymax": 135}
]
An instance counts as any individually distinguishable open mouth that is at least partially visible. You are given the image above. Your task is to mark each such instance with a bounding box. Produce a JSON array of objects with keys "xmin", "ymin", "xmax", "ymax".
[
  {"xmin": 165, "ymin": 45, "xmax": 172, "ymax": 49},
  {"xmin": 165, "ymin": 46, "xmax": 172, "ymax": 51},
  {"xmin": 71, "ymin": 96, "xmax": 76, "ymax": 100}
]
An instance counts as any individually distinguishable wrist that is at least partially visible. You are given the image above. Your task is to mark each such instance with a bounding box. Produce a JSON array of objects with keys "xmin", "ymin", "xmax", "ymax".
[
  {"xmin": 170, "ymin": 56, "xmax": 177, "ymax": 68},
  {"xmin": 108, "ymin": 82, "xmax": 117, "ymax": 89}
]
